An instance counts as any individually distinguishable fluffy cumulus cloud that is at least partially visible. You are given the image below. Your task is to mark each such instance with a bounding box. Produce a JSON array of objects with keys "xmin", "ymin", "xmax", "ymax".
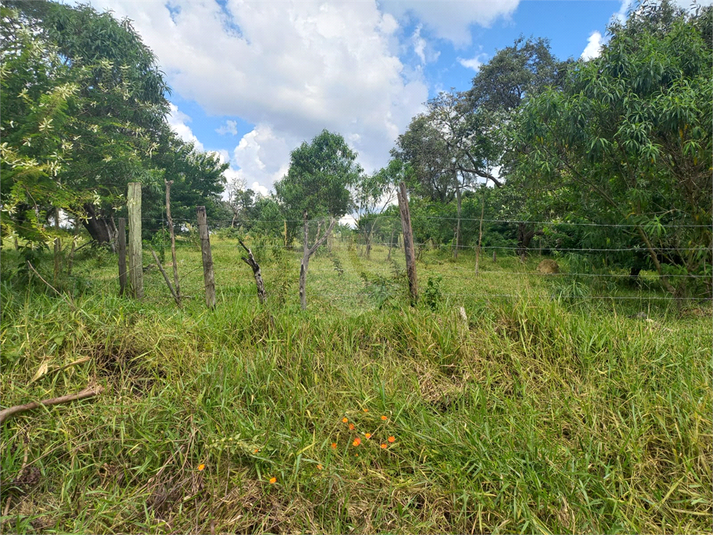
[
  {"xmin": 231, "ymin": 124, "xmax": 294, "ymax": 195},
  {"xmin": 84, "ymin": 0, "xmax": 521, "ymax": 193},
  {"xmin": 167, "ymin": 103, "xmax": 204, "ymax": 151},
  {"xmin": 381, "ymin": 0, "xmax": 520, "ymax": 47},
  {"xmin": 458, "ymin": 52, "xmax": 488, "ymax": 72},
  {"xmin": 580, "ymin": 31, "xmax": 603, "ymax": 61}
]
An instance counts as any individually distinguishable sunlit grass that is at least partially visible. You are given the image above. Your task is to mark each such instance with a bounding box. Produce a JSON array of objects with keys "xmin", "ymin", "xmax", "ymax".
[{"xmin": 1, "ymin": 237, "xmax": 710, "ymax": 533}]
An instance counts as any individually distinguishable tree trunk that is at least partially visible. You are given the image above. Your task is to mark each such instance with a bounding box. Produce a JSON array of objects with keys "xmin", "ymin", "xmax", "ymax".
[
  {"xmin": 299, "ymin": 211, "xmax": 335, "ymax": 310},
  {"xmin": 453, "ymin": 188, "xmax": 462, "ymax": 260},
  {"xmin": 475, "ymin": 190, "xmax": 485, "ymax": 276},
  {"xmin": 82, "ymin": 203, "xmax": 116, "ymax": 249},
  {"xmin": 517, "ymin": 223, "xmax": 536, "ymax": 261}
]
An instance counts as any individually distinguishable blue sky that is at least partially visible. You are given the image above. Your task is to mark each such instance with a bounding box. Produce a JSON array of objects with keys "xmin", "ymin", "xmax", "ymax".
[{"xmin": 78, "ymin": 0, "xmax": 697, "ymax": 195}]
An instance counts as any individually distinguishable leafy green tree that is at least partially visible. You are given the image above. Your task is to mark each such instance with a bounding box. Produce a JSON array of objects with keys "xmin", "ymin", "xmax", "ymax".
[
  {"xmin": 2, "ymin": 0, "xmax": 170, "ymax": 245},
  {"xmin": 274, "ymin": 130, "xmax": 362, "ymax": 309},
  {"xmin": 516, "ymin": 0, "xmax": 712, "ymax": 294},
  {"xmin": 144, "ymin": 127, "xmax": 229, "ymax": 235}
]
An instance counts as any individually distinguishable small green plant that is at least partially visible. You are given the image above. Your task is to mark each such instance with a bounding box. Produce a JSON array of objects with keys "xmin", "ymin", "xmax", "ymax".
[{"xmin": 423, "ymin": 275, "xmax": 443, "ymax": 311}]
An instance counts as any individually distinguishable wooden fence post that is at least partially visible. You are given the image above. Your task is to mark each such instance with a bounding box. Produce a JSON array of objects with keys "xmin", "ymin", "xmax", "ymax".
[
  {"xmin": 118, "ymin": 218, "xmax": 127, "ymax": 296},
  {"xmin": 196, "ymin": 206, "xmax": 216, "ymax": 309},
  {"xmin": 165, "ymin": 180, "xmax": 181, "ymax": 304},
  {"xmin": 397, "ymin": 181, "xmax": 418, "ymax": 304},
  {"xmin": 127, "ymin": 182, "xmax": 143, "ymax": 299}
]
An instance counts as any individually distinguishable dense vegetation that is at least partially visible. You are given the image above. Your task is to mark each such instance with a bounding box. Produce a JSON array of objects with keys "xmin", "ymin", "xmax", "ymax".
[
  {"xmin": 1, "ymin": 0, "xmax": 711, "ymax": 533},
  {"xmin": 1, "ymin": 239, "xmax": 711, "ymax": 533}
]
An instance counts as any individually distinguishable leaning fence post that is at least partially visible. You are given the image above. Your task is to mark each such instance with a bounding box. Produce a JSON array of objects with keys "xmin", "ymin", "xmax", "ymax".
[
  {"xmin": 196, "ymin": 206, "xmax": 216, "ymax": 309},
  {"xmin": 118, "ymin": 218, "xmax": 127, "ymax": 296},
  {"xmin": 397, "ymin": 181, "xmax": 418, "ymax": 304},
  {"xmin": 127, "ymin": 182, "xmax": 143, "ymax": 299}
]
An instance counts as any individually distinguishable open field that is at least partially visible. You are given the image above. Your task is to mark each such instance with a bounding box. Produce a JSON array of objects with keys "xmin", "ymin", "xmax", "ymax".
[{"xmin": 1, "ymin": 237, "xmax": 711, "ymax": 533}]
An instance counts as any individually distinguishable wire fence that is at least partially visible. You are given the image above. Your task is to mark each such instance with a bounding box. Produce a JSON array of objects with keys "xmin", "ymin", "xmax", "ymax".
[{"xmin": 34, "ymin": 215, "xmax": 713, "ymax": 311}]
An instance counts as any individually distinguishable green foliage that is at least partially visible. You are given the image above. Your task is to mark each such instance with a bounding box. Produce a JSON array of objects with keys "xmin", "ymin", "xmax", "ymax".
[
  {"xmin": 515, "ymin": 1, "xmax": 712, "ymax": 291},
  {"xmin": 423, "ymin": 275, "xmax": 444, "ymax": 311},
  {"xmin": 1, "ymin": 1, "xmax": 228, "ymax": 245},
  {"xmin": 275, "ymin": 130, "xmax": 362, "ymax": 239}
]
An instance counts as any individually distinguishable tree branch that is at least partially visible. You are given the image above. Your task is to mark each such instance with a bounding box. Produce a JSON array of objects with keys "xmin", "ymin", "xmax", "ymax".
[{"xmin": 0, "ymin": 385, "xmax": 104, "ymax": 425}]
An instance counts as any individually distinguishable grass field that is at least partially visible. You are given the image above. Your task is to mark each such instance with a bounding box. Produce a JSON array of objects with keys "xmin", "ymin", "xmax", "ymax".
[{"xmin": 1, "ymin": 236, "xmax": 711, "ymax": 533}]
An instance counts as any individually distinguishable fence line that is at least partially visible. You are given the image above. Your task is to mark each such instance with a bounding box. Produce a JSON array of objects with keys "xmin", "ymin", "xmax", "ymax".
[{"xmin": 138, "ymin": 216, "xmax": 713, "ymax": 229}]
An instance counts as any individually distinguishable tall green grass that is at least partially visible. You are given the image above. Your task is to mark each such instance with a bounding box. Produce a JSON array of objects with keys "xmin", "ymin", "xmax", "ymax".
[{"xmin": 1, "ymin": 240, "xmax": 710, "ymax": 533}]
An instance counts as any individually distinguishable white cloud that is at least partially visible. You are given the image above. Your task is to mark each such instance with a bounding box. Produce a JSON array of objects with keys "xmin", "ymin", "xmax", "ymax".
[
  {"xmin": 382, "ymin": 0, "xmax": 520, "ymax": 47},
  {"xmin": 167, "ymin": 103, "xmax": 204, "ymax": 151},
  {"xmin": 458, "ymin": 53, "xmax": 488, "ymax": 72},
  {"xmin": 231, "ymin": 124, "xmax": 294, "ymax": 192},
  {"xmin": 580, "ymin": 31, "xmax": 603, "ymax": 61},
  {"xmin": 84, "ymin": 0, "xmax": 430, "ymax": 193},
  {"xmin": 216, "ymin": 120, "xmax": 238, "ymax": 136}
]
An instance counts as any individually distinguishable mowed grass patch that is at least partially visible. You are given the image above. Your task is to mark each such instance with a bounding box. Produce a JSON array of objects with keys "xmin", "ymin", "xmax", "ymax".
[{"xmin": 1, "ymin": 240, "xmax": 711, "ymax": 533}]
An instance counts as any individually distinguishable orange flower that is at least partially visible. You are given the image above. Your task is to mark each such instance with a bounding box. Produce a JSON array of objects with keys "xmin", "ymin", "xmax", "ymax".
[
  {"xmin": 317, "ymin": 464, "xmax": 323, "ymax": 470},
  {"xmin": 331, "ymin": 442, "xmax": 337, "ymax": 449},
  {"xmin": 381, "ymin": 415, "xmax": 388, "ymax": 421},
  {"xmin": 352, "ymin": 437, "xmax": 361, "ymax": 447},
  {"xmin": 388, "ymin": 436, "xmax": 395, "ymax": 443},
  {"xmin": 342, "ymin": 417, "xmax": 348, "ymax": 423},
  {"xmin": 349, "ymin": 423, "xmax": 355, "ymax": 430},
  {"xmin": 380, "ymin": 443, "xmax": 388, "ymax": 449},
  {"xmin": 269, "ymin": 477, "xmax": 277, "ymax": 484},
  {"xmin": 197, "ymin": 463, "xmax": 206, "ymax": 471},
  {"xmin": 363, "ymin": 408, "xmax": 369, "ymax": 413},
  {"xmin": 364, "ymin": 433, "xmax": 372, "ymax": 439},
  {"xmin": 253, "ymin": 449, "xmax": 259, "ymax": 454}
]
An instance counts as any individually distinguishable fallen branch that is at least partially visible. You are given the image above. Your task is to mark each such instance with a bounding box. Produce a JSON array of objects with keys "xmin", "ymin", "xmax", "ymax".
[
  {"xmin": 0, "ymin": 385, "xmax": 104, "ymax": 425},
  {"xmin": 238, "ymin": 238, "xmax": 267, "ymax": 304}
]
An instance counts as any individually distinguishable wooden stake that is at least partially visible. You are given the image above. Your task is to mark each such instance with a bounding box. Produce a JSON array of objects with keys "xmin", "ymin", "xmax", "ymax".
[
  {"xmin": 117, "ymin": 218, "xmax": 127, "ymax": 296},
  {"xmin": 196, "ymin": 206, "xmax": 216, "ymax": 309},
  {"xmin": 397, "ymin": 181, "xmax": 418, "ymax": 304},
  {"xmin": 165, "ymin": 180, "xmax": 181, "ymax": 304},
  {"xmin": 239, "ymin": 238, "xmax": 267, "ymax": 304},
  {"xmin": 150, "ymin": 248, "xmax": 181, "ymax": 306},
  {"xmin": 127, "ymin": 182, "xmax": 143, "ymax": 299}
]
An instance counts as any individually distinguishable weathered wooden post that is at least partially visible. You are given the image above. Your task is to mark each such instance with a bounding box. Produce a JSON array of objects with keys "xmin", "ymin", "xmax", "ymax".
[
  {"xmin": 118, "ymin": 218, "xmax": 127, "ymax": 296},
  {"xmin": 165, "ymin": 180, "xmax": 181, "ymax": 304},
  {"xmin": 239, "ymin": 238, "xmax": 267, "ymax": 304},
  {"xmin": 196, "ymin": 206, "xmax": 216, "ymax": 309},
  {"xmin": 127, "ymin": 182, "xmax": 143, "ymax": 298},
  {"xmin": 397, "ymin": 181, "xmax": 418, "ymax": 304}
]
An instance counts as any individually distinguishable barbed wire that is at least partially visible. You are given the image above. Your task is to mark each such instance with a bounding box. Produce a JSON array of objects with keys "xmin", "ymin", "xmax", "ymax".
[{"xmin": 138, "ymin": 216, "xmax": 713, "ymax": 228}]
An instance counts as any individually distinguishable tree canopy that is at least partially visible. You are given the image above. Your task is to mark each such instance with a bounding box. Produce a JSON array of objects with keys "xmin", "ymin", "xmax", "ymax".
[{"xmin": 1, "ymin": 0, "xmax": 227, "ymax": 245}]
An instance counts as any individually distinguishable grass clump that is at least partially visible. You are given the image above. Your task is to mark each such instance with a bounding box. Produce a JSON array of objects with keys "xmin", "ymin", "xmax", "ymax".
[{"xmin": 1, "ymin": 240, "xmax": 711, "ymax": 533}]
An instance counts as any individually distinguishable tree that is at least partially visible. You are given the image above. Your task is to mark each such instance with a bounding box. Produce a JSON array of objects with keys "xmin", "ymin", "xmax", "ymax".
[
  {"xmin": 353, "ymin": 159, "xmax": 401, "ymax": 259},
  {"xmin": 145, "ymin": 127, "xmax": 229, "ymax": 235},
  {"xmin": 2, "ymin": 1, "xmax": 170, "ymax": 245},
  {"xmin": 516, "ymin": 0, "xmax": 712, "ymax": 295},
  {"xmin": 274, "ymin": 130, "xmax": 362, "ymax": 309}
]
